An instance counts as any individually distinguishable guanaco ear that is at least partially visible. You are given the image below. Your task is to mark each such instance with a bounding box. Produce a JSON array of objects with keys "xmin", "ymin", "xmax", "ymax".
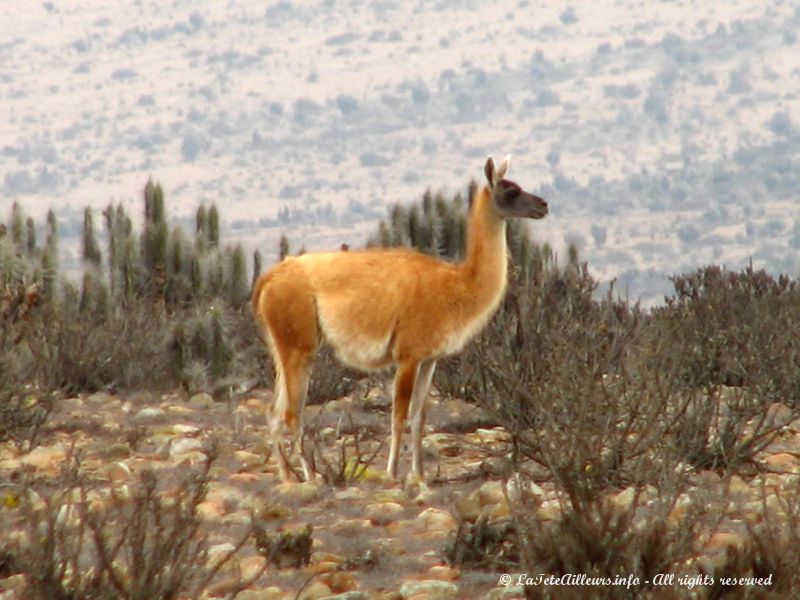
[
  {"xmin": 485, "ymin": 154, "xmax": 512, "ymax": 188},
  {"xmin": 495, "ymin": 154, "xmax": 511, "ymax": 181},
  {"xmin": 484, "ymin": 156, "xmax": 496, "ymax": 187}
]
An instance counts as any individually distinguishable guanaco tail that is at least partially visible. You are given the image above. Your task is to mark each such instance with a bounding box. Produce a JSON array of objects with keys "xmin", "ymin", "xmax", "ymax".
[{"xmin": 251, "ymin": 155, "xmax": 548, "ymax": 482}]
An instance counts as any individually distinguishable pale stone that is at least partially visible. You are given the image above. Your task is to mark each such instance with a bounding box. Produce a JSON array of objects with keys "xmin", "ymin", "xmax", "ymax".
[
  {"xmin": 18, "ymin": 487, "xmax": 44, "ymax": 511},
  {"xmin": 475, "ymin": 428, "xmax": 510, "ymax": 444},
  {"xmin": 373, "ymin": 489, "xmax": 407, "ymax": 505},
  {"xmin": 0, "ymin": 457, "xmax": 23, "ymax": 471},
  {"xmin": 763, "ymin": 452, "xmax": 799, "ymax": 473},
  {"xmin": 221, "ymin": 510, "xmax": 252, "ymax": 527},
  {"xmin": 399, "ymin": 580, "xmax": 458, "ymax": 600},
  {"xmin": 0, "ymin": 573, "xmax": 26, "ymax": 597},
  {"xmin": 171, "ymin": 423, "xmax": 201, "ymax": 436},
  {"xmin": 239, "ymin": 555, "xmax": 268, "ymax": 581},
  {"xmin": 308, "ymin": 561, "xmax": 341, "ymax": 575},
  {"xmin": 242, "ymin": 587, "xmax": 285, "ymax": 600},
  {"xmin": 365, "ymin": 501, "xmax": 405, "ymax": 525},
  {"xmin": 297, "ymin": 581, "xmax": 333, "ymax": 600},
  {"xmin": 386, "ymin": 519, "xmax": 417, "ymax": 537},
  {"xmin": 234, "ymin": 450, "xmax": 266, "ymax": 469},
  {"xmin": 102, "ymin": 422, "xmax": 122, "ymax": 434},
  {"xmin": 422, "ymin": 438, "xmax": 440, "ymax": 460},
  {"xmin": 473, "ymin": 481, "xmax": 506, "ymax": 507},
  {"xmin": 189, "ymin": 392, "xmax": 215, "ymax": 407},
  {"xmin": 766, "ymin": 402, "xmax": 793, "ymax": 426},
  {"xmin": 334, "ymin": 487, "xmax": 366, "ymax": 502},
  {"xmin": 108, "ymin": 484, "xmax": 131, "ymax": 504},
  {"xmin": 668, "ymin": 493, "xmax": 694, "ymax": 524},
  {"xmin": 453, "ymin": 494, "xmax": 481, "ymax": 519},
  {"xmin": 705, "ymin": 550, "xmax": 730, "ymax": 574},
  {"xmin": 276, "ymin": 481, "xmax": 321, "ymax": 505},
  {"xmin": 318, "ymin": 570, "xmax": 358, "ymax": 594},
  {"xmin": 20, "ymin": 444, "xmax": 67, "ymax": 470},
  {"xmin": 101, "ymin": 443, "xmax": 131, "ymax": 459},
  {"xmin": 234, "ymin": 589, "xmax": 273, "ymax": 600},
  {"xmin": 705, "ymin": 531, "xmax": 747, "ymax": 554},
  {"xmin": 208, "ymin": 542, "xmax": 236, "ymax": 568},
  {"xmin": 243, "ymin": 396, "xmax": 268, "ymax": 409},
  {"xmin": 318, "ymin": 592, "xmax": 368, "ymax": 600},
  {"xmin": 485, "ymin": 586, "xmax": 525, "ymax": 600},
  {"xmin": 609, "ymin": 487, "xmax": 637, "ymax": 512},
  {"xmin": 488, "ymin": 500, "xmax": 511, "ymax": 519},
  {"xmin": 693, "ymin": 470, "xmax": 722, "ymax": 487},
  {"xmin": 333, "ymin": 518, "xmax": 373, "ymax": 535},
  {"xmin": 175, "ymin": 450, "xmax": 208, "ymax": 466},
  {"xmin": 727, "ymin": 474, "xmax": 751, "ymax": 498},
  {"xmin": 165, "ymin": 404, "xmax": 194, "ymax": 415},
  {"xmin": 414, "ymin": 487, "xmax": 439, "ymax": 507},
  {"xmin": 536, "ymin": 500, "xmax": 562, "ymax": 521},
  {"xmin": 169, "ymin": 437, "xmax": 205, "ymax": 457},
  {"xmin": 56, "ymin": 502, "xmax": 81, "ymax": 527},
  {"xmin": 426, "ymin": 565, "xmax": 460, "ymax": 581},
  {"xmin": 505, "ymin": 474, "xmax": 544, "ymax": 505},
  {"xmin": 206, "ymin": 482, "xmax": 246, "ymax": 508},
  {"xmin": 104, "ymin": 461, "xmax": 132, "ymax": 482},
  {"xmin": 135, "ymin": 406, "xmax": 165, "ymax": 419},
  {"xmin": 311, "ymin": 552, "xmax": 346, "ymax": 565},
  {"xmin": 415, "ymin": 508, "xmax": 456, "ymax": 533},
  {"xmin": 318, "ymin": 426, "xmax": 338, "ymax": 442},
  {"xmin": 230, "ymin": 472, "xmax": 272, "ymax": 484},
  {"xmin": 86, "ymin": 392, "xmax": 115, "ymax": 405},
  {"xmin": 196, "ymin": 500, "xmax": 226, "ymax": 520}
]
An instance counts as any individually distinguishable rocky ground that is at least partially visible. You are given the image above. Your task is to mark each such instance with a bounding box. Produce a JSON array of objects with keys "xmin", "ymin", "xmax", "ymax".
[{"xmin": 1, "ymin": 387, "xmax": 799, "ymax": 599}]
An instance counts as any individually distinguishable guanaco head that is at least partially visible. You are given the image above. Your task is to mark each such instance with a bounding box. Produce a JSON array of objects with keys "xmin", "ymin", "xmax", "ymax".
[{"xmin": 485, "ymin": 155, "xmax": 548, "ymax": 220}]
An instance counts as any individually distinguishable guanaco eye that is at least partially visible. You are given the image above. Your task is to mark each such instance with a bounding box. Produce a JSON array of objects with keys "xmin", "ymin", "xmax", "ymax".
[{"xmin": 506, "ymin": 188, "xmax": 520, "ymax": 199}]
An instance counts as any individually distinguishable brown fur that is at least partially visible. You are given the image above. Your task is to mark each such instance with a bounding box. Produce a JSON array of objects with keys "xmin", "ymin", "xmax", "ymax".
[{"xmin": 252, "ymin": 157, "xmax": 547, "ymax": 481}]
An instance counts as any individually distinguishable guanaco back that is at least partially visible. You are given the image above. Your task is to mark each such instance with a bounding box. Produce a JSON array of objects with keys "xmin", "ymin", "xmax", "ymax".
[{"xmin": 252, "ymin": 155, "xmax": 548, "ymax": 482}]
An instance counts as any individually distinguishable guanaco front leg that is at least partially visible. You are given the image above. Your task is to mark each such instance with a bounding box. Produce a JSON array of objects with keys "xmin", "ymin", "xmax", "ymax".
[
  {"xmin": 409, "ymin": 359, "xmax": 436, "ymax": 480},
  {"xmin": 387, "ymin": 359, "xmax": 436, "ymax": 480}
]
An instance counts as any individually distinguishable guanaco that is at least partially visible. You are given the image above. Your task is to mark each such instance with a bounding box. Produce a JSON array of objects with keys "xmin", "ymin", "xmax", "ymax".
[{"xmin": 252, "ymin": 156, "xmax": 548, "ymax": 482}]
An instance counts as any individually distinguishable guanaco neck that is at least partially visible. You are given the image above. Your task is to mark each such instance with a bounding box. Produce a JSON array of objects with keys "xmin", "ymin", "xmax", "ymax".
[{"xmin": 459, "ymin": 186, "xmax": 508, "ymax": 310}]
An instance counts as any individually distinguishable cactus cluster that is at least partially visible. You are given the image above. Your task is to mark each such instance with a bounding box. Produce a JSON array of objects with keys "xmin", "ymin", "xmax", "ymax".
[{"xmin": 0, "ymin": 181, "xmax": 266, "ymax": 402}]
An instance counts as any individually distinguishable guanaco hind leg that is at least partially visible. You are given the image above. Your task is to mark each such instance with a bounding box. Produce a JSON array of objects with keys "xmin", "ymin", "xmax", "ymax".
[
  {"xmin": 269, "ymin": 349, "xmax": 315, "ymax": 481},
  {"xmin": 259, "ymin": 264, "xmax": 320, "ymax": 482},
  {"xmin": 387, "ymin": 361, "xmax": 417, "ymax": 479}
]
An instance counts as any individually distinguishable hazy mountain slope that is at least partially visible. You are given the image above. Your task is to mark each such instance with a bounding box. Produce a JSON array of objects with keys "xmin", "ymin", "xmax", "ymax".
[{"xmin": 1, "ymin": 1, "xmax": 798, "ymax": 304}]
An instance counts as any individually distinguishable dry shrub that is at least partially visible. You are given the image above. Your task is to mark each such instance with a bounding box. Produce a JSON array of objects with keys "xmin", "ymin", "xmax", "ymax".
[
  {"xmin": 302, "ymin": 413, "xmax": 384, "ymax": 487},
  {"xmin": 0, "ymin": 392, "xmax": 52, "ymax": 447},
  {"xmin": 645, "ymin": 265, "xmax": 800, "ymax": 471},
  {"xmin": 473, "ymin": 252, "xmax": 680, "ymax": 500},
  {"xmin": 16, "ymin": 298, "xmax": 170, "ymax": 396},
  {"xmin": 1, "ymin": 455, "xmax": 256, "ymax": 600},
  {"xmin": 254, "ymin": 524, "xmax": 313, "ymax": 568},
  {"xmin": 653, "ymin": 265, "xmax": 800, "ymax": 400},
  {"xmin": 463, "ymin": 259, "xmax": 800, "ymax": 486},
  {"xmin": 512, "ymin": 488, "xmax": 719, "ymax": 600},
  {"xmin": 743, "ymin": 478, "xmax": 800, "ymax": 594},
  {"xmin": 442, "ymin": 515, "xmax": 518, "ymax": 571}
]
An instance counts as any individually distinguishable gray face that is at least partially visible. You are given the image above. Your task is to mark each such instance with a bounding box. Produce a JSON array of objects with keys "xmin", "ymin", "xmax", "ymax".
[{"xmin": 492, "ymin": 179, "xmax": 548, "ymax": 220}]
